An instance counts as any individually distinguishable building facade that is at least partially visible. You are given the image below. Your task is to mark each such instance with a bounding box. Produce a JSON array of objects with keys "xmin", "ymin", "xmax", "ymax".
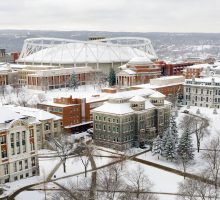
[
  {"xmin": 92, "ymin": 92, "xmax": 171, "ymax": 150},
  {"xmin": 117, "ymin": 57, "xmax": 161, "ymax": 87},
  {"xmin": 5, "ymin": 106, "xmax": 62, "ymax": 149},
  {"xmin": 183, "ymin": 76, "xmax": 220, "ymax": 108},
  {"xmin": 38, "ymin": 96, "xmax": 107, "ymax": 133},
  {"xmin": 0, "ymin": 107, "xmax": 39, "ymax": 184}
]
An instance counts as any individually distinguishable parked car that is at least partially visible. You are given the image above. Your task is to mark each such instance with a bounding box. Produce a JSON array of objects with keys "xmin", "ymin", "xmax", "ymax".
[
  {"xmin": 183, "ymin": 110, "xmax": 189, "ymax": 114},
  {"xmin": 86, "ymin": 128, "xmax": 93, "ymax": 134}
]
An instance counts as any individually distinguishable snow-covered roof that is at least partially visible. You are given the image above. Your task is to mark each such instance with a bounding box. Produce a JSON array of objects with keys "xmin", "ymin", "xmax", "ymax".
[
  {"xmin": 187, "ymin": 64, "xmax": 212, "ymax": 69},
  {"xmin": 129, "ymin": 95, "xmax": 146, "ymax": 102},
  {"xmin": 93, "ymin": 102, "xmax": 134, "ymax": 115},
  {"xmin": 0, "ymin": 107, "xmax": 25, "ymax": 123},
  {"xmin": 123, "ymin": 69, "xmax": 136, "ymax": 75},
  {"xmin": 110, "ymin": 88, "xmax": 155, "ymax": 100},
  {"xmin": 4, "ymin": 105, "xmax": 61, "ymax": 121},
  {"xmin": 128, "ymin": 56, "xmax": 153, "ymax": 66},
  {"xmin": 118, "ymin": 64, "xmax": 127, "ymax": 70},
  {"xmin": 185, "ymin": 76, "xmax": 220, "ymax": 84},
  {"xmin": 145, "ymin": 100, "xmax": 155, "ymax": 109},
  {"xmin": 18, "ymin": 43, "xmax": 149, "ymax": 64},
  {"xmin": 149, "ymin": 92, "xmax": 165, "ymax": 98},
  {"xmin": 29, "ymin": 66, "xmax": 95, "ymax": 77}
]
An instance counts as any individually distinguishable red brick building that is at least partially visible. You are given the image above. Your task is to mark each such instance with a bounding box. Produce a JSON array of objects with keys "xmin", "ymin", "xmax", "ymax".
[
  {"xmin": 27, "ymin": 66, "xmax": 101, "ymax": 90},
  {"xmin": 37, "ymin": 95, "xmax": 107, "ymax": 132},
  {"xmin": 132, "ymin": 76, "xmax": 185, "ymax": 97},
  {"xmin": 117, "ymin": 57, "xmax": 161, "ymax": 87}
]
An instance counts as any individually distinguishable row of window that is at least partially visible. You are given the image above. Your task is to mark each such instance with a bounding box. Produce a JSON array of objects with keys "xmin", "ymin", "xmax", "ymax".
[
  {"xmin": 96, "ymin": 133, "xmax": 132, "ymax": 142},
  {"xmin": 95, "ymin": 123, "xmax": 134, "ymax": 132},
  {"xmin": 2, "ymin": 170, "xmax": 37, "ymax": 184},
  {"xmin": 95, "ymin": 115, "xmax": 121, "ymax": 123}
]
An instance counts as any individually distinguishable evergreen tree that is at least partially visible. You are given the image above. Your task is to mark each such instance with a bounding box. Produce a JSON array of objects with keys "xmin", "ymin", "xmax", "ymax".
[
  {"xmin": 108, "ymin": 68, "xmax": 116, "ymax": 87},
  {"xmin": 69, "ymin": 71, "xmax": 80, "ymax": 91},
  {"xmin": 161, "ymin": 129, "xmax": 170, "ymax": 156},
  {"xmin": 170, "ymin": 115, "xmax": 178, "ymax": 144},
  {"xmin": 164, "ymin": 133, "xmax": 177, "ymax": 161},
  {"xmin": 177, "ymin": 128, "xmax": 194, "ymax": 162},
  {"xmin": 152, "ymin": 135, "xmax": 162, "ymax": 158}
]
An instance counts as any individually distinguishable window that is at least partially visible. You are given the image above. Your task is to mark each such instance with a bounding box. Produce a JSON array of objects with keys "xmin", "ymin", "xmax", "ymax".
[
  {"xmin": 31, "ymin": 157, "xmax": 36, "ymax": 167},
  {"xmin": 22, "ymin": 131, "xmax": 26, "ymax": 140},
  {"xmin": 16, "ymin": 132, "xmax": 20, "ymax": 141},
  {"xmin": 17, "ymin": 146, "xmax": 20, "ymax": 154},
  {"xmin": 14, "ymin": 162, "xmax": 17, "ymax": 172},
  {"xmin": 103, "ymin": 125, "xmax": 106, "ymax": 131},
  {"xmin": 31, "ymin": 143, "xmax": 35, "ymax": 151},
  {"xmin": 0, "ymin": 135, "xmax": 6, "ymax": 144},
  {"xmin": 44, "ymin": 124, "xmax": 50, "ymax": 131},
  {"xmin": 1, "ymin": 150, "xmax": 7, "ymax": 158},
  {"xmin": 11, "ymin": 133, "xmax": 14, "ymax": 142},
  {"xmin": 4, "ymin": 164, "xmax": 9, "ymax": 175},
  {"xmin": 54, "ymin": 123, "xmax": 58, "ymax": 128},
  {"xmin": 25, "ymin": 159, "xmax": 28, "ymax": 169},
  {"xmin": 19, "ymin": 161, "xmax": 22, "ymax": 171}
]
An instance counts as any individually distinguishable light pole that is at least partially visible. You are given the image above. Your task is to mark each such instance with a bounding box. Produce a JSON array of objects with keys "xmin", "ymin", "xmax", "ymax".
[{"xmin": 77, "ymin": 175, "xmax": 78, "ymax": 188}]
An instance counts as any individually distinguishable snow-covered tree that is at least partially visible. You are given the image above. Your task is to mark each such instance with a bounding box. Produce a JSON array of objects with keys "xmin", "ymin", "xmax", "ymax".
[
  {"xmin": 170, "ymin": 115, "xmax": 178, "ymax": 144},
  {"xmin": 163, "ymin": 133, "xmax": 177, "ymax": 161},
  {"xmin": 108, "ymin": 68, "xmax": 116, "ymax": 87},
  {"xmin": 177, "ymin": 128, "xmax": 194, "ymax": 162},
  {"xmin": 161, "ymin": 129, "xmax": 169, "ymax": 155},
  {"xmin": 69, "ymin": 71, "xmax": 80, "ymax": 91},
  {"xmin": 152, "ymin": 135, "xmax": 162, "ymax": 159}
]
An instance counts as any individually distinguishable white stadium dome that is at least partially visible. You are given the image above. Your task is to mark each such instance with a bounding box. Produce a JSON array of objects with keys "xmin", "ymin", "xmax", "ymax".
[{"xmin": 17, "ymin": 37, "xmax": 157, "ymax": 73}]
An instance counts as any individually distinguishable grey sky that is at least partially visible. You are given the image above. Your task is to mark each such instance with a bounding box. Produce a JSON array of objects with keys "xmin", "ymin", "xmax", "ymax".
[{"xmin": 0, "ymin": 0, "xmax": 220, "ymax": 32}]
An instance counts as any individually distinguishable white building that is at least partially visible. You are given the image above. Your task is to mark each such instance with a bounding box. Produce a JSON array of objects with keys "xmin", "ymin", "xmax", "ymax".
[
  {"xmin": 0, "ymin": 107, "xmax": 39, "ymax": 184},
  {"xmin": 5, "ymin": 105, "xmax": 62, "ymax": 149},
  {"xmin": 184, "ymin": 76, "xmax": 220, "ymax": 108}
]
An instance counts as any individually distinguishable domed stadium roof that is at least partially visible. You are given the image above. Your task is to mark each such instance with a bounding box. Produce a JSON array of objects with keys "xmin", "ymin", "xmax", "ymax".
[{"xmin": 17, "ymin": 37, "xmax": 157, "ymax": 66}]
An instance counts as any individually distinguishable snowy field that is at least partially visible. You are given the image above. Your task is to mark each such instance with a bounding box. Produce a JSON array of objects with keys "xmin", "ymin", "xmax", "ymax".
[{"xmin": 0, "ymin": 84, "xmax": 103, "ymax": 106}]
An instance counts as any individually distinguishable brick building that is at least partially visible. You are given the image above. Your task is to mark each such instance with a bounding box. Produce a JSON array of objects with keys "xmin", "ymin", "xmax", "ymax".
[
  {"xmin": 38, "ymin": 95, "xmax": 107, "ymax": 132},
  {"xmin": 117, "ymin": 57, "xmax": 161, "ymax": 87},
  {"xmin": 132, "ymin": 76, "xmax": 185, "ymax": 97},
  {"xmin": 183, "ymin": 64, "xmax": 213, "ymax": 79}
]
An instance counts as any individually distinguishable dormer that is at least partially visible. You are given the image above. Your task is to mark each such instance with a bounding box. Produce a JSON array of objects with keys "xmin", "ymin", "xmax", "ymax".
[
  {"xmin": 149, "ymin": 92, "xmax": 165, "ymax": 106},
  {"xmin": 129, "ymin": 96, "xmax": 146, "ymax": 111}
]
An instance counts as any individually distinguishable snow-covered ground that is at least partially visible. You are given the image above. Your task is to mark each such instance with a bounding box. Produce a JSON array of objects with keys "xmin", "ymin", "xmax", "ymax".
[
  {"xmin": 2, "ymin": 105, "xmax": 220, "ymax": 200},
  {"xmin": 0, "ymin": 84, "xmax": 102, "ymax": 107}
]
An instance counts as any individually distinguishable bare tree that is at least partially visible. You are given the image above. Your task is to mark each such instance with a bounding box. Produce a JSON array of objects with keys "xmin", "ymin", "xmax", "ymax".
[
  {"xmin": 97, "ymin": 163, "xmax": 125, "ymax": 200},
  {"xmin": 177, "ymin": 173, "xmax": 219, "ymax": 200},
  {"xmin": 125, "ymin": 166, "xmax": 157, "ymax": 200},
  {"xmin": 51, "ymin": 179, "xmax": 91, "ymax": 200},
  {"xmin": 179, "ymin": 115, "xmax": 209, "ymax": 152},
  {"xmin": 202, "ymin": 137, "xmax": 220, "ymax": 190},
  {"xmin": 49, "ymin": 134, "xmax": 75, "ymax": 173}
]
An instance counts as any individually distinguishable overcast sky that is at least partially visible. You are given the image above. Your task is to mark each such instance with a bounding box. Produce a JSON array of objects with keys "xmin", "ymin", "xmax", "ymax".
[{"xmin": 0, "ymin": 0, "xmax": 220, "ymax": 32}]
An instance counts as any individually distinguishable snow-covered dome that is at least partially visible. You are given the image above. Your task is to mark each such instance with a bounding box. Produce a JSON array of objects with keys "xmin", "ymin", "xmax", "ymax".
[
  {"xmin": 129, "ymin": 95, "xmax": 146, "ymax": 102},
  {"xmin": 127, "ymin": 57, "xmax": 153, "ymax": 66},
  {"xmin": 149, "ymin": 92, "xmax": 165, "ymax": 98}
]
